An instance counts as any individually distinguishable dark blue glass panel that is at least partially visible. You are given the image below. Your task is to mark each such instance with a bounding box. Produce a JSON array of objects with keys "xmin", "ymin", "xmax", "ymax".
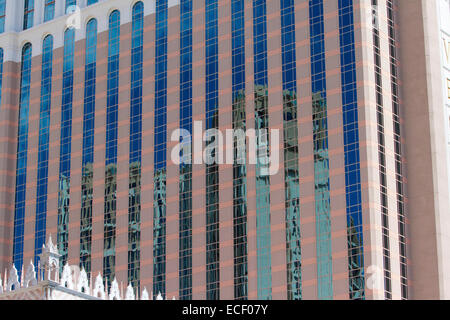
[
  {"xmin": 179, "ymin": 0, "xmax": 193, "ymax": 300},
  {"xmin": 34, "ymin": 35, "xmax": 54, "ymax": 266},
  {"xmin": 231, "ymin": 0, "xmax": 248, "ymax": 300},
  {"xmin": 57, "ymin": 28, "xmax": 75, "ymax": 270},
  {"xmin": 103, "ymin": 9, "xmax": 120, "ymax": 289},
  {"xmin": 128, "ymin": 1, "xmax": 143, "ymax": 293},
  {"xmin": 338, "ymin": 0, "xmax": 365, "ymax": 300},
  {"xmin": 153, "ymin": 0, "xmax": 167, "ymax": 299},
  {"xmin": 80, "ymin": 18, "xmax": 98, "ymax": 277},
  {"xmin": 205, "ymin": 0, "xmax": 220, "ymax": 301},
  {"xmin": 13, "ymin": 43, "xmax": 32, "ymax": 275}
]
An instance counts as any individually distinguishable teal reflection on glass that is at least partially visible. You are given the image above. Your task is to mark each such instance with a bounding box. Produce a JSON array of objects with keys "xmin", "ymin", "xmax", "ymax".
[
  {"xmin": 309, "ymin": 0, "xmax": 333, "ymax": 300},
  {"xmin": 253, "ymin": 0, "xmax": 272, "ymax": 300},
  {"xmin": 57, "ymin": 28, "xmax": 75, "ymax": 272}
]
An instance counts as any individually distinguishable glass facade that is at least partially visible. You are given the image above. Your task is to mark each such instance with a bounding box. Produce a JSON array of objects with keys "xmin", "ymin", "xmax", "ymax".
[
  {"xmin": 154, "ymin": 0, "xmax": 167, "ymax": 298},
  {"xmin": 179, "ymin": 0, "xmax": 193, "ymax": 300},
  {"xmin": 13, "ymin": 43, "xmax": 32, "ymax": 275},
  {"xmin": 308, "ymin": 0, "xmax": 333, "ymax": 300},
  {"xmin": 371, "ymin": 0, "xmax": 392, "ymax": 299},
  {"xmin": 0, "ymin": 0, "xmax": 5, "ymax": 34},
  {"xmin": 387, "ymin": 0, "xmax": 408, "ymax": 300},
  {"xmin": 280, "ymin": 0, "xmax": 302, "ymax": 300},
  {"xmin": 44, "ymin": 0, "xmax": 55, "ymax": 22},
  {"xmin": 80, "ymin": 18, "xmax": 98, "ymax": 276},
  {"xmin": 57, "ymin": 27, "xmax": 75, "ymax": 271},
  {"xmin": 231, "ymin": 0, "xmax": 248, "ymax": 301},
  {"xmin": 23, "ymin": 0, "xmax": 34, "ymax": 30},
  {"xmin": 252, "ymin": 0, "xmax": 272, "ymax": 300},
  {"xmin": 34, "ymin": 35, "xmax": 53, "ymax": 266},
  {"xmin": 128, "ymin": 1, "xmax": 143, "ymax": 293},
  {"xmin": 103, "ymin": 10, "xmax": 120, "ymax": 289},
  {"xmin": 205, "ymin": 0, "xmax": 220, "ymax": 300},
  {"xmin": 338, "ymin": 0, "xmax": 365, "ymax": 300},
  {"xmin": 2, "ymin": 0, "xmax": 416, "ymax": 301}
]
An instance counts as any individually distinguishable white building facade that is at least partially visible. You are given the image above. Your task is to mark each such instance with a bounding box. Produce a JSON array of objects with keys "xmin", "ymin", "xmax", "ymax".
[{"xmin": 439, "ymin": 0, "xmax": 450, "ymax": 189}]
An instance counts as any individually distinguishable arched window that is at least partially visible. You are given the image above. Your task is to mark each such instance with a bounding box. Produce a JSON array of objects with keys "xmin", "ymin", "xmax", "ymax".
[
  {"xmin": 103, "ymin": 9, "xmax": 120, "ymax": 290},
  {"xmin": 34, "ymin": 34, "xmax": 54, "ymax": 266},
  {"xmin": 80, "ymin": 18, "xmax": 98, "ymax": 278},
  {"xmin": 13, "ymin": 42, "xmax": 33, "ymax": 276},
  {"xmin": 57, "ymin": 27, "xmax": 75, "ymax": 271},
  {"xmin": 128, "ymin": 0, "xmax": 143, "ymax": 293}
]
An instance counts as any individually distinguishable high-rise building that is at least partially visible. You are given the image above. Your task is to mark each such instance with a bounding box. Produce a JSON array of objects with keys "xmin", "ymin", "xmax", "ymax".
[{"xmin": 0, "ymin": 0, "xmax": 449, "ymax": 300}]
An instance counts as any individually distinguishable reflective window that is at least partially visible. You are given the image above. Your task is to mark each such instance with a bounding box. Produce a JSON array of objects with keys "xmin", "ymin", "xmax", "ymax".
[
  {"xmin": 44, "ymin": 0, "xmax": 55, "ymax": 22},
  {"xmin": 128, "ymin": 1, "xmax": 143, "ymax": 293},
  {"xmin": 13, "ymin": 43, "xmax": 33, "ymax": 275},
  {"xmin": 231, "ymin": 0, "xmax": 248, "ymax": 301},
  {"xmin": 34, "ymin": 35, "xmax": 54, "ymax": 266},
  {"xmin": 252, "ymin": 0, "xmax": 272, "ymax": 300},
  {"xmin": 205, "ymin": 0, "xmax": 220, "ymax": 301},
  {"xmin": 23, "ymin": 0, "xmax": 34, "ymax": 30},
  {"xmin": 57, "ymin": 28, "xmax": 75, "ymax": 271},
  {"xmin": 308, "ymin": 0, "xmax": 333, "ymax": 300},
  {"xmin": 80, "ymin": 18, "xmax": 98, "ymax": 277},
  {"xmin": 179, "ymin": 0, "xmax": 193, "ymax": 300},
  {"xmin": 338, "ymin": 0, "xmax": 365, "ymax": 300},
  {"xmin": 280, "ymin": 0, "xmax": 302, "ymax": 300},
  {"xmin": 87, "ymin": 0, "xmax": 97, "ymax": 5},
  {"xmin": 103, "ymin": 10, "xmax": 120, "ymax": 289},
  {"xmin": 154, "ymin": 0, "xmax": 167, "ymax": 299}
]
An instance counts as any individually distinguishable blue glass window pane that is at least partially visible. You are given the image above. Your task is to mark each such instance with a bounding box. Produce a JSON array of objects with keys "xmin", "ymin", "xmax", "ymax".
[
  {"xmin": 13, "ymin": 43, "xmax": 33, "ymax": 275},
  {"xmin": 23, "ymin": 0, "xmax": 34, "ymax": 30},
  {"xmin": 44, "ymin": 0, "xmax": 55, "ymax": 22},
  {"xmin": 34, "ymin": 35, "xmax": 54, "ymax": 265}
]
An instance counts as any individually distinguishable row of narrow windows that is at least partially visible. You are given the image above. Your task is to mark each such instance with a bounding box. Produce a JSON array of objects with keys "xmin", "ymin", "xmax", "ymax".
[
  {"xmin": 0, "ymin": 0, "xmax": 98, "ymax": 33},
  {"xmin": 11, "ymin": 1, "xmax": 133, "ymax": 293},
  {"xmin": 10, "ymin": 0, "xmax": 360, "ymax": 300}
]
